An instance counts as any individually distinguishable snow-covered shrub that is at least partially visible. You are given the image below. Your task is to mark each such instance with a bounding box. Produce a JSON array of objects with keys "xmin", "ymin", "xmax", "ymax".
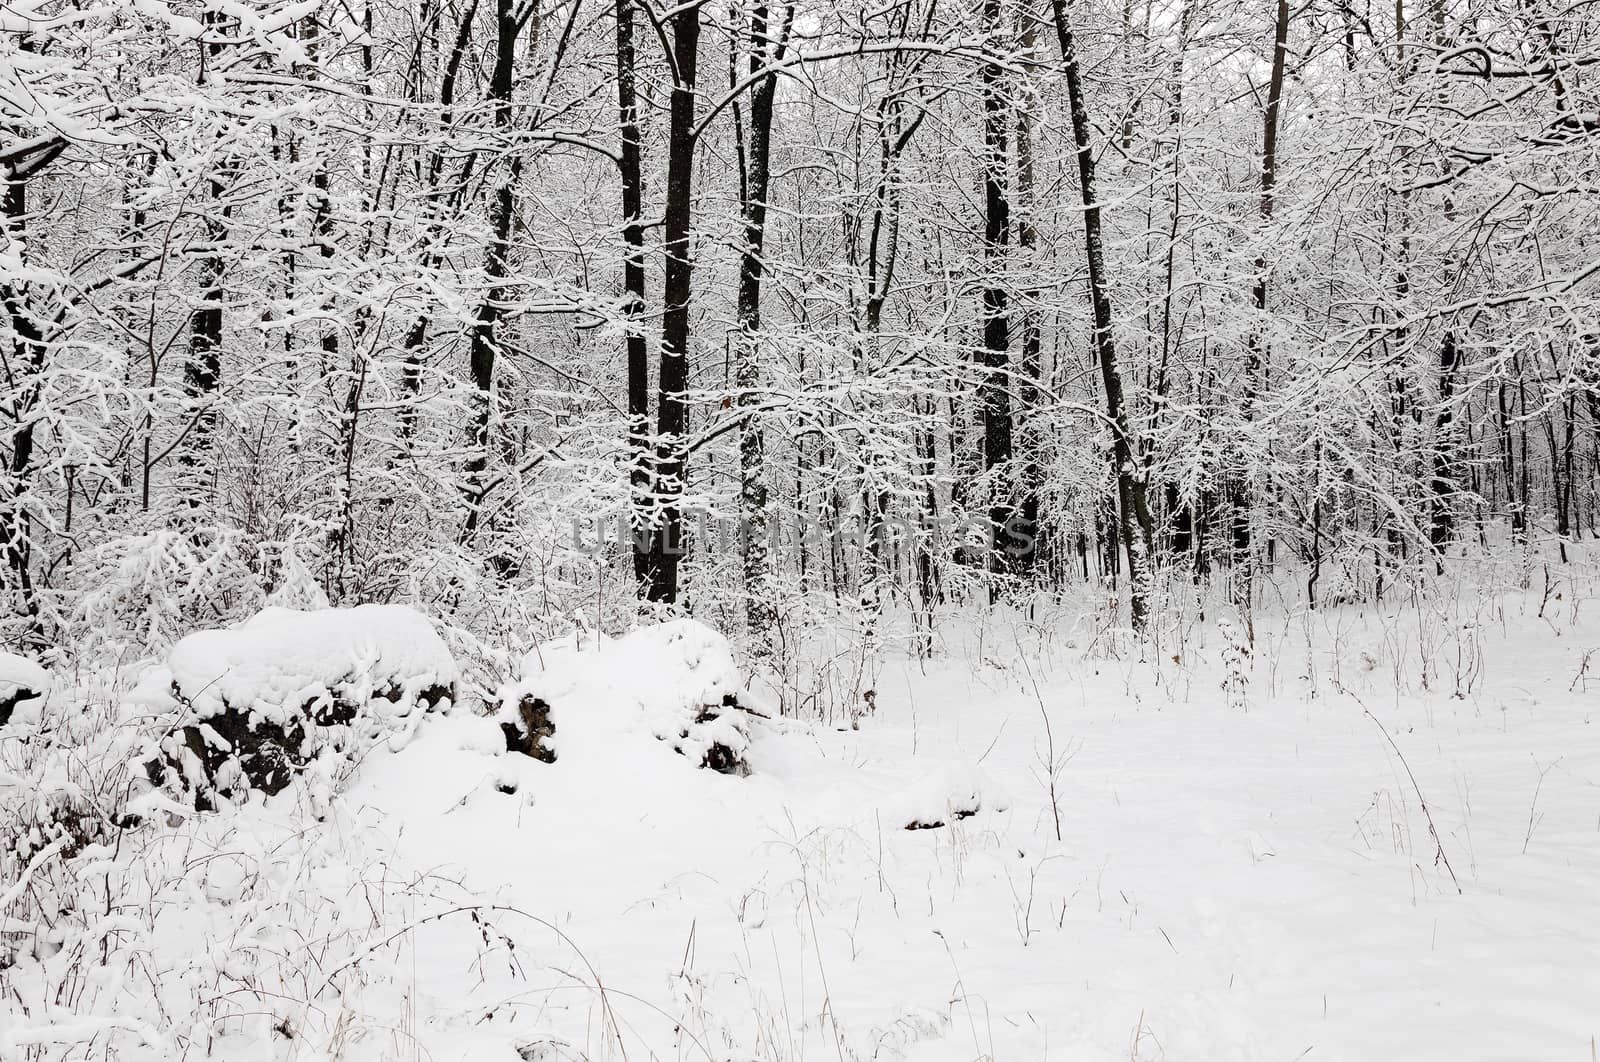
[
  {"xmin": 0, "ymin": 679, "xmax": 139, "ymax": 982},
  {"xmin": 74, "ymin": 526, "xmax": 269, "ymax": 658},
  {"xmin": 1, "ymin": 680, "xmax": 506, "ymax": 1062},
  {"xmin": 497, "ymin": 619, "xmax": 758, "ymax": 775},
  {"xmin": 144, "ymin": 604, "xmax": 458, "ymax": 807},
  {"xmin": 744, "ymin": 577, "xmax": 881, "ymax": 724}
]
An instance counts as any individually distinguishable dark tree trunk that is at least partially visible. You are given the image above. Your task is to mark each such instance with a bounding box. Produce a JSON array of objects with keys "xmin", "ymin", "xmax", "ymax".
[
  {"xmin": 915, "ymin": 395, "xmax": 941, "ymax": 655},
  {"xmin": 400, "ymin": 0, "xmax": 479, "ymax": 441},
  {"xmin": 857, "ymin": 50, "xmax": 924, "ymax": 612},
  {"xmin": 1232, "ymin": 0, "xmax": 1290, "ymax": 618},
  {"xmin": 1428, "ymin": 329, "xmax": 1460, "ymax": 553},
  {"xmin": 1051, "ymin": 0, "xmax": 1155, "ymax": 629},
  {"xmin": 184, "ymin": 224, "xmax": 224, "ymax": 508},
  {"xmin": 617, "ymin": 0, "xmax": 652, "ymax": 588},
  {"xmin": 979, "ymin": 0, "xmax": 1014, "ymax": 574},
  {"xmin": 1015, "ymin": 60, "xmax": 1043, "ymax": 578},
  {"xmin": 734, "ymin": 1, "xmax": 792, "ymax": 639},
  {"xmin": 303, "ymin": 15, "xmax": 340, "ymax": 376},
  {"xmin": 645, "ymin": 2, "xmax": 702, "ymax": 603},
  {"xmin": 1, "ymin": 170, "xmax": 47, "ymax": 639},
  {"xmin": 0, "ymin": 33, "xmax": 64, "ymax": 644},
  {"xmin": 461, "ymin": 0, "xmax": 519, "ymax": 542},
  {"xmin": 183, "ymin": 15, "xmax": 228, "ymax": 506},
  {"xmin": 1155, "ymin": 0, "xmax": 1192, "ymax": 571}
]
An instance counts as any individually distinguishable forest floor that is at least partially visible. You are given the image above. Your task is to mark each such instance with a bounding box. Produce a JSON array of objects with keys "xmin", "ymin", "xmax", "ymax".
[{"xmin": 4, "ymin": 572, "xmax": 1599, "ymax": 1061}]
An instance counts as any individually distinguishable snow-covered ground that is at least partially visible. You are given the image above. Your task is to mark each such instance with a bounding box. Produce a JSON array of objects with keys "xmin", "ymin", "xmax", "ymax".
[{"xmin": 3, "ymin": 580, "xmax": 1598, "ymax": 1061}]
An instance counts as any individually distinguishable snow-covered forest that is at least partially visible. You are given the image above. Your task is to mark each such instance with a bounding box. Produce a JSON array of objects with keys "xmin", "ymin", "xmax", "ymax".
[{"xmin": 3, "ymin": 0, "xmax": 1599, "ymax": 1056}]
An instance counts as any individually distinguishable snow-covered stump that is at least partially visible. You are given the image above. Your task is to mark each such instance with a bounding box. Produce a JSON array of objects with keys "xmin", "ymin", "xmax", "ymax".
[
  {"xmin": 144, "ymin": 605, "xmax": 458, "ymax": 808},
  {"xmin": 499, "ymin": 693, "xmax": 555, "ymax": 763},
  {"xmin": 497, "ymin": 619, "xmax": 758, "ymax": 775},
  {"xmin": 0, "ymin": 653, "xmax": 50, "ymax": 730}
]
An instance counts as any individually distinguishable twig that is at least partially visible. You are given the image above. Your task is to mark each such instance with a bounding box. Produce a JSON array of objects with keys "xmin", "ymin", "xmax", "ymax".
[
  {"xmin": 1019, "ymin": 653, "xmax": 1067, "ymax": 841},
  {"xmin": 317, "ymin": 902, "xmax": 641, "ymax": 1061},
  {"xmin": 1523, "ymin": 755, "xmax": 1561, "ymax": 854},
  {"xmin": 1355, "ymin": 698, "xmax": 1463, "ymax": 894}
]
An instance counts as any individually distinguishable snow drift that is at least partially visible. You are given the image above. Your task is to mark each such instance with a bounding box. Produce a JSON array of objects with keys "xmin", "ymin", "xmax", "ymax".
[{"xmin": 497, "ymin": 618, "xmax": 761, "ymax": 774}]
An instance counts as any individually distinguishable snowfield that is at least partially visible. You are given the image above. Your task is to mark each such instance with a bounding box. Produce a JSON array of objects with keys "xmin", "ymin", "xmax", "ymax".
[{"xmin": 2, "ymin": 586, "xmax": 1598, "ymax": 1061}]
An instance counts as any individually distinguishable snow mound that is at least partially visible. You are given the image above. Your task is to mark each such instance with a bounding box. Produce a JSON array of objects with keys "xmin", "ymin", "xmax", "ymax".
[
  {"xmin": 498, "ymin": 619, "xmax": 758, "ymax": 774},
  {"xmin": 0, "ymin": 652, "xmax": 49, "ymax": 729},
  {"xmin": 888, "ymin": 763, "xmax": 1010, "ymax": 830},
  {"xmin": 150, "ymin": 604, "xmax": 458, "ymax": 806},
  {"xmin": 169, "ymin": 604, "xmax": 457, "ymax": 717}
]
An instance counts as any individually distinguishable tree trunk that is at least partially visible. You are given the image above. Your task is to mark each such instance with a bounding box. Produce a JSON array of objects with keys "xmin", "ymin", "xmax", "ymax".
[
  {"xmin": 617, "ymin": 0, "xmax": 652, "ymax": 589},
  {"xmin": 185, "ymin": 219, "xmax": 225, "ymax": 508},
  {"xmin": 1427, "ymin": 329, "xmax": 1460, "ymax": 554},
  {"xmin": 1015, "ymin": 21, "xmax": 1043, "ymax": 579},
  {"xmin": 1497, "ymin": 371, "xmax": 1526, "ymax": 541},
  {"xmin": 858, "ymin": 54, "xmax": 923, "ymax": 615},
  {"xmin": 1050, "ymin": 0, "xmax": 1154, "ymax": 629},
  {"xmin": 734, "ymin": 0, "xmax": 792, "ymax": 643},
  {"xmin": 1, "ymin": 157, "xmax": 50, "ymax": 641},
  {"xmin": 979, "ymin": 0, "xmax": 1014, "ymax": 577},
  {"xmin": 461, "ymin": 0, "xmax": 519, "ymax": 543},
  {"xmin": 400, "ymin": 0, "xmax": 478, "ymax": 442},
  {"xmin": 1233, "ymin": 0, "xmax": 1290, "ymax": 620},
  {"xmin": 183, "ymin": 15, "xmax": 228, "ymax": 507},
  {"xmin": 645, "ymin": 2, "xmax": 702, "ymax": 603}
]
